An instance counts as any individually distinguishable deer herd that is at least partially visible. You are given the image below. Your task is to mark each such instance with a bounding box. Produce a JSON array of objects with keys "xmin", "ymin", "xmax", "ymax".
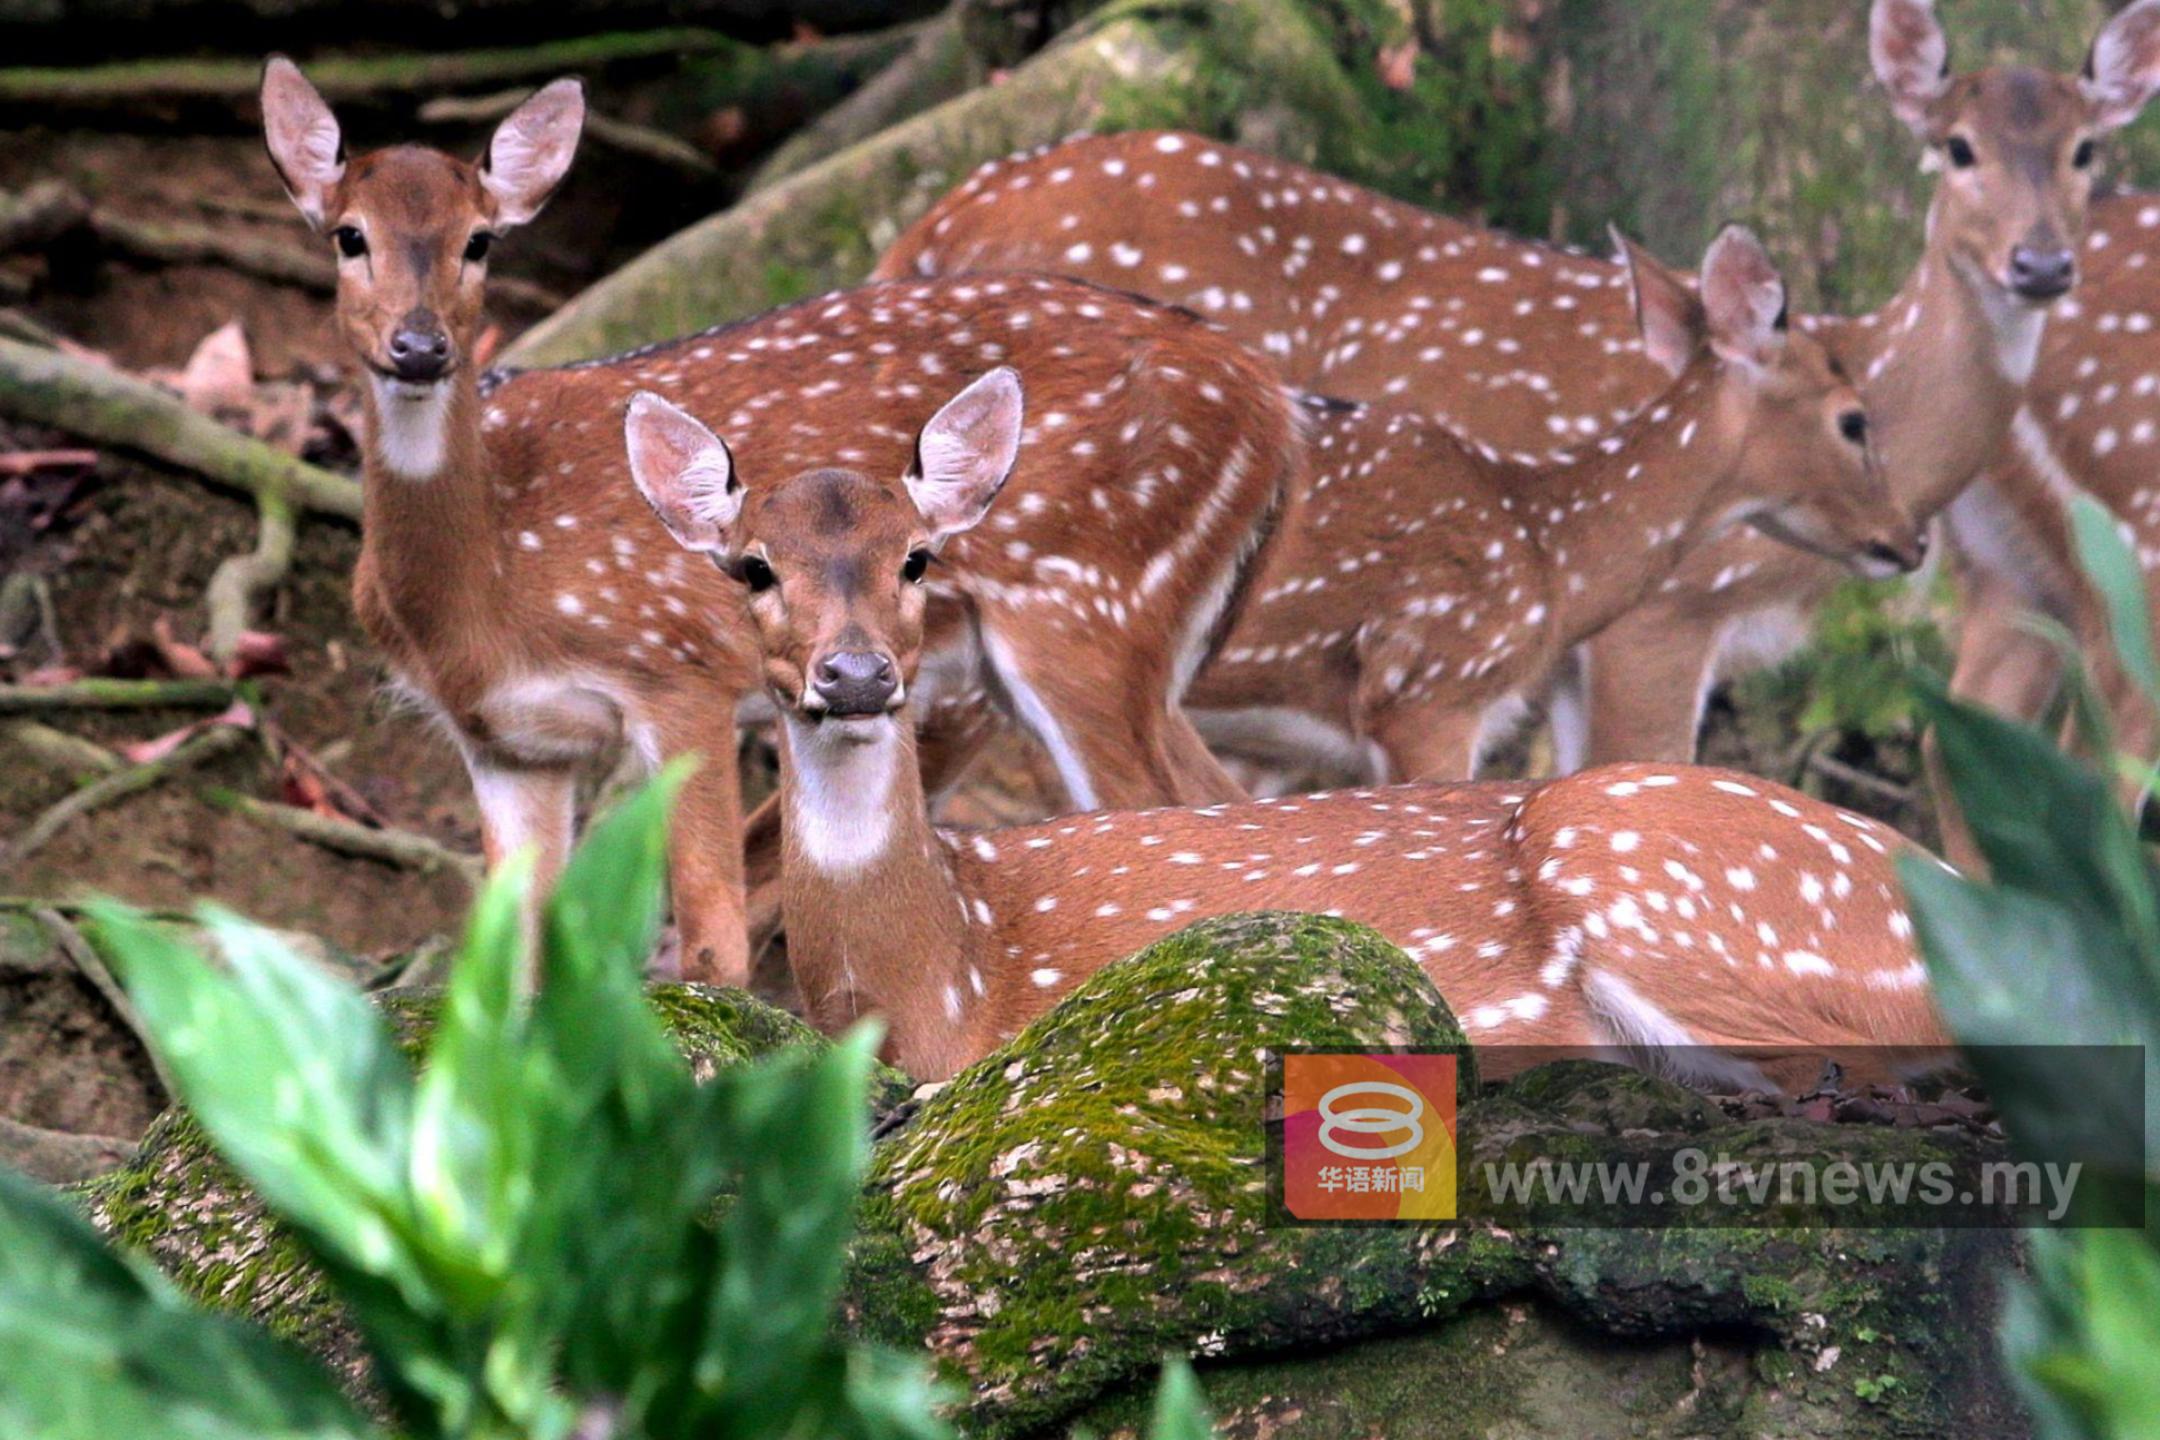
[{"xmin": 252, "ymin": 0, "xmax": 2160, "ymax": 1083}]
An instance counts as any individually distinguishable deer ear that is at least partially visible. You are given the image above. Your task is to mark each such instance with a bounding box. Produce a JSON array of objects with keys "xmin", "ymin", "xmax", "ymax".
[
  {"xmin": 1870, "ymin": 0, "xmax": 1950, "ymax": 136},
  {"xmin": 260, "ymin": 56, "xmax": 344, "ymax": 230},
  {"xmin": 625, "ymin": 392, "xmax": 740, "ymax": 556},
  {"xmin": 1699, "ymin": 225, "xmax": 1788, "ymax": 372},
  {"xmin": 2085, "ymin": 0, "xmax": 2160, "ymax": 133},
  {"xmin": 482, "ymin": 77, "xmax": 585, "ymax": 227},
  {"xmin": 907, "ymin": 367, "xmax": 1023, "ymax": 541},
  {"xmin": 1617, "ymin": 227, "xmax": 1703, "ymax": 379}
]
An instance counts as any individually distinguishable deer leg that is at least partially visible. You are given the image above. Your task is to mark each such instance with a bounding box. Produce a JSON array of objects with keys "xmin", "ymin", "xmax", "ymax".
[
  {"xmin": 979, "ymin": 620, "xmax": 1243, "ymax": 810},
  {"xmin": 642, "ymin": 693, "xmax": 751, "ymax": 987},
  {"xmin": 468, "ymin": 758, "xmax": 578, "ymax": 889},
  {"xmin": 1365, "ymin": 702, "xmax": 1482, "ymax": 782},
  {"xmin": 1577, "ymin": 604, "xmax": 1726, "ymax": 768},
  {"xmin": 1931, "ymin": 585, "xmax": 2065, "ymax": 871}
]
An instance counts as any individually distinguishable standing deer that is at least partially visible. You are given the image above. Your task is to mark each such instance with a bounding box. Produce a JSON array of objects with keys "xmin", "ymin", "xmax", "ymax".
[
  {"xmin": 624, "ymin": 384, "xmax": 1945, "ymax": 1083},
  {"xmin": 877, "ymin": 0, "xmax": 2160, "ymax": 779},
  {"xmin": 1188, "ymin": 226, "xmax": 1922, "ymax": 782},
  {"xmin": 261, "ymin": 59, "xmax": 1301, "ymax": 984},
  {"xmin": 1929, "ymin": 173, "xmax": 2160, "ymax": 863}
]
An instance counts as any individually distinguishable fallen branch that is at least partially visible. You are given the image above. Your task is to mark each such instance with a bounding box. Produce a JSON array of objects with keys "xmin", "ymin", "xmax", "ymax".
[
  {"xmin": 0, "ymin": 307, "xmax": 59, "ymax": 347},
  {"xmin": 0, "ymin": 1115, "xmax": 133, "ymax": 1186},
  {"xmin": 421, "ymin": 90, "xmax": 718, "ymax": 180},
  {"xmin": 203, "ymin": 493, "xmax": 295, "ymax": 667},
  {"xmin": 747, "ymin": 8, "xmax": 969, "ymax": 192},
  {"xmin": 34, "ymin": 906, "xmax": 178, "ymax": 1102},
  {"xmin": 0, "ymin": 447, "xmax": 96, "ymax": 475},
  {"xmin": 0, "ymin": 30, "xmax": 751, "ymax": 107},
  {"xmin": 0, "ymin": 335, "xmax": 362, "ymax": 520},
  {"xmin": 0, "ymin": 178, "xmax": 88, "ymax": 252},
  {"xmin": 4, "ymin": 719, "xmax": 123, "ymax": 779},
  {"xmin": 1806, "ymin": 750, "xmax": 1916, "ymax": 806},
  {"xmin": 7, "ymin": 722, "xmax": 250, "ymax": 865},
  {"xmin": 0, "ymin": 678, "xmax": 235, "ymax": 714},
  {"xmin": 209, "ymin": 788, "xmax": 482, "ymax": 885}
]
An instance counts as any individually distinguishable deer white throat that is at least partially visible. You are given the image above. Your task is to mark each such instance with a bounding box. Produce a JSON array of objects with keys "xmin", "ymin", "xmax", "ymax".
[
  {"xmin": 368, "ymin": 375, "xmax": 454, "ymax": 480},
  {"xmin": 781, "ymin": 711, "xmax": 906, "ymax": 875}
]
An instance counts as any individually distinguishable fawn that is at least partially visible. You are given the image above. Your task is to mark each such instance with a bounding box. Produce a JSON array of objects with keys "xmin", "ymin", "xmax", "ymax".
[
  {"xmin": 1187, "ymin": 225, "xmax": 1922, "ymax": 782},
  {"xmin": 261, "ymin": 58, "xmax": 1302, "ymax": 984},
  {"xmin": 624, "ymin": 385, "xmax": 1947, "ymax": 1084},
  {"xmin": 877, "ymin": 0, "xmax": 2160, "ymax": 776}
]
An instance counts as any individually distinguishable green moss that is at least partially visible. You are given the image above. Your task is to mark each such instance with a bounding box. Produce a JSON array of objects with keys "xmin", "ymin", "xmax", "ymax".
[{"xmin": 854, "ymin": 912, "xmax": 1478, "ymax": 1436}]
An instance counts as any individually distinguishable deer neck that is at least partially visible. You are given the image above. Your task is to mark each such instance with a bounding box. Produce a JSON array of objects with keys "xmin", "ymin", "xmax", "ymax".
[
  {"xmin": 1514, "ymin": 363, "xmax": 1745, "ymax": 641},
  {"xmin": 356, "ymin": 369, "xmax": 502, "ymax": 653},
  {"xmin": 1832, "ymin": 233, "xmax": 2041, "ymax": 522},
  {"xmin": 777, "ymin": 711, "xmax": 981, "ymax": 1076}
]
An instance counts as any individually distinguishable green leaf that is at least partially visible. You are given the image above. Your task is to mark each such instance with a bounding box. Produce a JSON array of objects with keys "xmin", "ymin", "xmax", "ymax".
[
  {"xmin": 1146, "ymin": 1358, "xmax": 1216, "ymax": 1440},
  {"xmin": 0, "ymin": 1166, "xmax": 377, "ymax": 1440},
  {"xmin": 88, "ymin": 904, "xmax": 434, "ymax": 1305},
  {"xmin": 1917, "ymin": 685, "xmax": 2160, "ymax": 961},
  {"xmin": 1900, "ymin": 860, "xmax": 2156, "ymax": 1193},
  {"xmin": 690, "ymin": 1024, "xmax": 883, "ymax": 1439},
  {"xmin": 2071, "ymin": 494, "xmax": 2160, "ymax": 717}
]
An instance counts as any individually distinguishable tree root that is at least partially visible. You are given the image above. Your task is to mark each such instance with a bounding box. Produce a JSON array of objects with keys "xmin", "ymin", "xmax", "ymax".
[
  {"xmin": 7, "ymin": 722, "xmax": 250, "ymax": 866},
  {"xmin": 203, "ymin": 493, "xmax": 295, "ymax": 667},
  {"xmin": 0, "ymin": 1114, "xmax": 134, "ymax": 1186},
  {"xmin": 208, "ymin": 788, "xmax": 482, "ymax": 886},
  {"xmin": 0, "ymin": 678, "xmax": 236, "ymax": 714},
  {"xmin": 747, "ymin": 7, "xmax": 969, "ymax": 192},
  {"xmin": 33, "ymin": 906, "xmax": 179, "ymax": 1102},
  {"xmin": 0, "ymin": 30, "xmax": 749, "ymax": 107},
  {"xmin": 0, "ymin": 335, "xmax": 362, "ymax": 520},
  {"xmin": 4, "ymin": 719, "xmax": 122, "ymax": 780}
]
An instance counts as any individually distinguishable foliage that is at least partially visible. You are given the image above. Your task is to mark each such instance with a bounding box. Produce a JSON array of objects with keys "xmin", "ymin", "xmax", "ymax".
[
  {"xmin": 0, "ymin": 765, "xmax": 1215, "ymax": 1440},
  {"xmin": 1733, "ymin": 577, "xmax": 1952, "ymax": 744},
  {"xmin": 1900, "ymin": 495, "xmax": 2160, "ymax": 1440}
]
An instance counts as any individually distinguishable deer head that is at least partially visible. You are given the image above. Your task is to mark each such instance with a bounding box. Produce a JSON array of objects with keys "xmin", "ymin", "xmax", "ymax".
[
  {"xmin": 1625, "ymin": 225, "xmax": 1924, "ymax": 576},
  {"xmin": 259, "ymin": 56, "xmax": 584, "ymax": 477},
  {"xmin": 624, "ymin": 370, "xmax": 1024, "ymax": 728},
  {"xmin": 1871, "ymin": 0, "xmax": 2160, "ymax": 305}
]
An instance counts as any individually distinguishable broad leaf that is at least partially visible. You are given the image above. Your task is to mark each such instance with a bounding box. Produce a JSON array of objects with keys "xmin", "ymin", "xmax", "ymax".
[
  {"xmin": 0, "ymin": 1166, "xmax": 376, "ymax": 1440},
  {"xmin": 2071, "ymin": 494, "xmax": 2160, "ymax": 716},
  {"xmin": 1146, "ymin": 1358, "xmax": 1215, "ymax": 1440}
]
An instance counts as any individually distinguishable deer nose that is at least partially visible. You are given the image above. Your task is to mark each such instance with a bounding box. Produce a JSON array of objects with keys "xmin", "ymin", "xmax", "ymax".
[
  {"xmin": 387, "ymin": 325, "xmax": 451, "ymax": 381},
  {"xmin": 2008, "ymin": 246, "xmax": 2076, "ymax": 301},
  {"xmin": 1864, "ymin": 529, "xmax": 1927, "ymax": 575},
  {"xmin": 812, "ymin": 651, "xmax": 898, "ymax": 716}
]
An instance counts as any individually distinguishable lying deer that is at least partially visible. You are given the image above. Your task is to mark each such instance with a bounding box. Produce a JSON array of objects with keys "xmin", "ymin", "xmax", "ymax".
[
  {"xmin": 877, "ymin": 0, "xmax": 2160, "ymax": 778},
  {"xmin": 261, "ymin": 58, "xmax": 1302, "ymax": 984},
  {"xmin": 624, "ymin": 380, "xmax": 1947, "ymax": 1084},
  {"xmin": 1188, "ymin": 226, "xmax": 1922, "ymax": 781}
]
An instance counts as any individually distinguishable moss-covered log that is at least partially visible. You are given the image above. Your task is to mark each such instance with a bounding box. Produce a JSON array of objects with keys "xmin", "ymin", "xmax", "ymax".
[
  {"xmin": 502, "ymin": 0, "xmax": 1366, "ymax": 365},
  {"xmin": 0, "ymin": 337, "xmax": 361, "ymax": 521}
]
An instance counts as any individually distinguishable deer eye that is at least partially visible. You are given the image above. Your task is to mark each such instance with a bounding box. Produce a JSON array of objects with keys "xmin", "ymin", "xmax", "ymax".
[
  {"xmin": 903, "ymin": 548, "xmax": 932, "ymax": 583},
  {"xmin": 2074, "ymin": 138, "xmax": 2096, "ymax": 170},
  {"xmin": 464, "ymin": 232, "xmax": 494, "ymax": 263},
  {"xmin": 333, "ymin": 225, "xmax": 368, "ymax": 258},
  {"xmin": 1839, "ymin": 410, "xmax": 1868, "ymax": 444},
  {"xmin": 735, "ymin": 554, "xmax": 776, "ymax": 593},
  {"xmin": 1944, "ymin": 136, "xmax": 1977, "ymax": 169}
]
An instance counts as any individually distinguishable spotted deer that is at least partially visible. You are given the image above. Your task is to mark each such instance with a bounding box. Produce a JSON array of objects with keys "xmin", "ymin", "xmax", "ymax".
[
  {"xmin": 1928, "ymin": 180, "xmax": 2160, "ymax": 865},
  {"xmin": 261, "ymin": 58, "xmax": 1301, "ymax": 985},
  {"xmin": 878, "ymin": 0, "xmax": 2160, "ymax": 778},
  {"xmin": 625, "ymin": 388, "xmax": 1947, "ymax": 1084},
  {"xmin": 1185, "ymin": 226, "xmax": 1922, "ymax": 783}
]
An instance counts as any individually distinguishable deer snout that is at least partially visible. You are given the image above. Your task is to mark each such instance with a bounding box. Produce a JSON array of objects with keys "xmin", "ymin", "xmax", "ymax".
[
  {"xmin": 1858, "ymin": 526, "xmax": 1928, "ymax": 579},
  {"xmin": 810, "ymin": 650, "xmax": 900, "ymax": 717},
  {"xmin": 2007, "ymin": 244, "xmax": 2076, "ymax": 302},
  {"xmin": 388, "ymin": 315, "xmax": 452, "ymax": 382}
]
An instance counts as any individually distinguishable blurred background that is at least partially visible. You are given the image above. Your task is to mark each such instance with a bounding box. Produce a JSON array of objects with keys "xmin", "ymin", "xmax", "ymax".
[{"xmin": 0, "ymin": 0, "xmax": 2144, "ymax": 1169}]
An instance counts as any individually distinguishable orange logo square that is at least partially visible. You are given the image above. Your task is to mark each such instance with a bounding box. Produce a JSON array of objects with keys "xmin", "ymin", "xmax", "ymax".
[{"xmin": 1281, "ymin": 1052, "xmax": 1458, "ymax": 1221}]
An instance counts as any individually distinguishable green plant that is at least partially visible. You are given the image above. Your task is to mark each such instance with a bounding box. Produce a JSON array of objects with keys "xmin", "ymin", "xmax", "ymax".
[
  {"xmin": 0, "ymin": 766, "xmax": 1216, "ymax": 1440},
  {"xmin": 1899, "ymin": 496, "xmax": 2160, "ymax": 1440}
]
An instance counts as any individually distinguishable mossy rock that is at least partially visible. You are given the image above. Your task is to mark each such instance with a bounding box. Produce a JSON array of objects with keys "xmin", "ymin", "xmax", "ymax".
[
  {"xmin": 77, "ymin": 982, "xmax": 865, "ymax": 1402},
  {"xmin": 848, "ymin": 912, "xmax": 1490, "ymax": 1436}
]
